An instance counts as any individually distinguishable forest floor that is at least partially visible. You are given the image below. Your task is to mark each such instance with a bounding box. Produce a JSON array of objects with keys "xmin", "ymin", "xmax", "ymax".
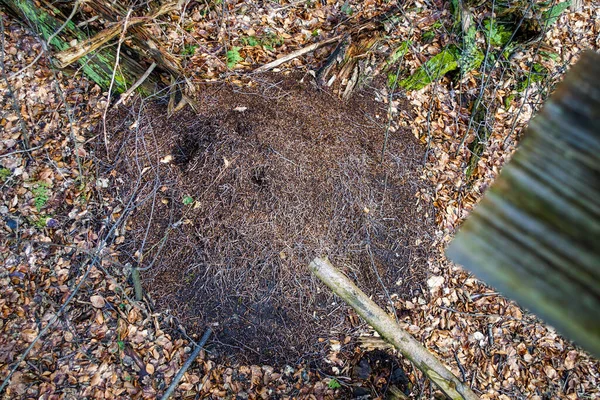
[{"xmin": 1, "ymin": 0, "xmax": 599, "ymax": 399}]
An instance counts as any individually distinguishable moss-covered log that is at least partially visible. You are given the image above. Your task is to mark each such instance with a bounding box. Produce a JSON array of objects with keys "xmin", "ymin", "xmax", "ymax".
[
  {"xmin": 86, "ymin": 0, "xmax": 184, "ymax": 79},
  {"xmin": 0, "ymin": 0, "xmax": 160, "ymax": 94},
  {"xmin": 447, "ymin": 50, "xmax": 600, "ymax": 358}
]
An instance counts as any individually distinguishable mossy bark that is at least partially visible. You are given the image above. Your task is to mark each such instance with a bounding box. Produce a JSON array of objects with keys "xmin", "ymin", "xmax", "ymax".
[{"xmin": 0, "ymin": 0, "xmax": 159, "ymax": 94}]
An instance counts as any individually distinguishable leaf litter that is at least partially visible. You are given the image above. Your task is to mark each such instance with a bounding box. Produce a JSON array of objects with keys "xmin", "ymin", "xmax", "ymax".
[{"xmin": 1, "ymin": 0, "xmax": 600, "ymax": 399}]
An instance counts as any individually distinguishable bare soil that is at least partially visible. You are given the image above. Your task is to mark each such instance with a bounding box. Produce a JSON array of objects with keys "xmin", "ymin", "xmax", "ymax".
[{"xmin": 99, "ymin": 74, "xmax": 435, "ymax": 364}]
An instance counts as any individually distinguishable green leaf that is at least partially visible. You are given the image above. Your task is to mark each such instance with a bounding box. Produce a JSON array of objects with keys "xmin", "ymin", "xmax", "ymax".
[
  {"xmin": 328, "ymin": 379, "xmax": 342, "ymax": 389},
  {"xmin": 542, "ymin": 1, "xmax": 571, "ymax": 26},
  {"xmin": 183, "ymin": 196, "xmax": 194, "ymax": 205},
  {"xmin": 541, "ymin": 51, "xmax": 560, "ymax": 62},
  {"xmin": 226, "ymin": 46, "xmax": 243, "ymax": 68},
  {"xmin": 341, "ymin": 2, "xmax": 353, "ymax": 16}
]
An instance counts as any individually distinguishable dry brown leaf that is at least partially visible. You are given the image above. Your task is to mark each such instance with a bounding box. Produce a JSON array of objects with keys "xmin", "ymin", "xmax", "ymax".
[{"xmin": 90, "ymin": 295, "xmax": 105, "ymax": 308}]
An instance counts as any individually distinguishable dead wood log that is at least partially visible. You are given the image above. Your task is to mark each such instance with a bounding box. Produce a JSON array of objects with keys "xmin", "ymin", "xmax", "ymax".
[
  {"xmin": 447, "ymin": 50, "xmax": 600, "ymax": 358},
  {"xmin": 309, "ymin": 257, "xmax": 480, "ymax": 400},
  {"xmin": 0, "ymin": 0, "xmax": 160, "ymax": 94},
  {"xmin": 255, "ymin": 15, "xmax": 395, "ymax": 98},
  {"xmin": 85, "ymin": 0, "xmax": 185, "ymax": 80}
]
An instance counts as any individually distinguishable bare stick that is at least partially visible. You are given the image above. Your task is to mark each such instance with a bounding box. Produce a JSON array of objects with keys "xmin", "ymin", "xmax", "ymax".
[
  {"xmin": 115, "ymin": 62, "xmax": 157, "ymax": 107},
  {"xmin": 159, "ymin": 328, "xmax": 212, "ymax": 400},
  {"xmin": 102, "ymin": 8, "xmax": 133, "ymax": 156},
  {"xmin": 309, "ymin": 257, "xmax": 479, "ymax": 400},
  {"xmin": 254, "ymin": 35, "xmax": 342, "ymax": 73}
]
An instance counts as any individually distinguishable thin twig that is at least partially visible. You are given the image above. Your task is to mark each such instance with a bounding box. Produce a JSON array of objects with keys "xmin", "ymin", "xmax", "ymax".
[
  {"xmin": 159, "ymin": 328, "xmax": 212, "ymax": 400},
  {"xmin": 254, "ymin": 35, "xmax": 343, "ymax": 73},
  {"xmin": 0, "ymin": 143, "xmax": 45, "ymax": 158},
  {"xmin": 115, "ymin": 62, "xmax": 157, "ymax": 107},
  {"xmin": 102, "ymin": 8, "xmax": 133, "ymax": 157}
]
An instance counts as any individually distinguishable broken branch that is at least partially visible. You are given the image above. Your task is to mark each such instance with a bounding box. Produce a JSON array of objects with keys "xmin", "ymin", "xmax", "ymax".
[
  {"xmin": 309, "ymin": 257, "xmax": 479, "ymax": 400},
  {"xmin": 254, "ymin": 35, "xmax": 342, "ymax": 73},
  {"xmin": 159, "ymin": 328, "xmax": 212, "ymax": 400}
]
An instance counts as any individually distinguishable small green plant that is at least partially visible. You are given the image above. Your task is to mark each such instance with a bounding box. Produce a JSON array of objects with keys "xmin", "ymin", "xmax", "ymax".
[
  {"xmin": 422, "ymin": 21, "xmax": 443, "ymax": 42},
  {"xmin": 182, "ymin": 44, "xmax": 198, "ymax": 56},
  {"xmin": 328, "ymin": 378, "xmax": 342, "ymax": 389},
  {"xmin": 117, "ymin": 340, "xmax": 125, "ymax": 351},
  {"xmin": 542, "ymin": 1, "xmax": 571, "ymax": 26},
  {"xmin": 183, "ymin": 195, "xmax": 194, "ymax": 205},
  {"xmin": 516, "ymin": 63, "xmax": 548, "ymax": 92},
  {"xmin": 241, "ymin": 36, "xmax": 260, "ymax": 47},
  {"xmin": 540, "ymin": 50, "xmax": 560, "ymax": 62},
  {"xmin": 241, "ymin": 33, "xmax": 284, "ymax": 51},
  {"xmin": 483, "ymin": 18, "xmax": 513, "ymax": 47},
  {"xmin": 32, "ymin": 183, "xmax": 50, "ymax": 212},
  {"xmin": 422, "ymin": 30, "xmax": 435, "ymax": 42},
  {"xmin": 341, "ymin": 2, "xmax": 353, "ymax": 16},
  {"xmin": 226, "ymin": 46, "xmax": 243, "ymax": 68},
  {"xmin": 0, "ymin": 168, "xmax": 10, "ymax": 181},
  {"xmin": 33, "ymin": 215, "xmax": 49, "ymax": 228}
]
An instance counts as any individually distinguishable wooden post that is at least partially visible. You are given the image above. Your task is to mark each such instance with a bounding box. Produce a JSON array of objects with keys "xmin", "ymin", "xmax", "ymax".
[
  {"xmin": 447, "ymin": 51, "xmax": 600, "ymax": 358},
  {"xmin": 309, "ymin": 257, "xmax": 480, "ymax": 400}
]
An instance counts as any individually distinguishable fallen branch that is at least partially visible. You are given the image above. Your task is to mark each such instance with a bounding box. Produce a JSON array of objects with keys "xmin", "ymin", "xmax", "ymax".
[
  {"xmin": 254, "ymin": 35, "xmax": 342, "ymax": 73},
  {"xmin": 88, "ymin": 0, "xmax": 185, "ymax": 78},
  {"xmin": 55, "ymin": 1, "xmax": 183, "ymax": 69},
  {"xmin": 309, "ymin": 257, "xmax": 479, "ymax": 400},
  {"xmin": 160, "ymin": 328, "xmax": 212, "ymax": 400},
  {"xmin": 115, "ymin": 62, "xmax": 157, "ymax": 107},
  {"xmin": 0, "ymin": 0, "xmax": 159, "ymax": 94}
]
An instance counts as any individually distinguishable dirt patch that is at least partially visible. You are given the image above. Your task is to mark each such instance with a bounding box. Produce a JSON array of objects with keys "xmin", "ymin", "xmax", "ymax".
[{"xmin": 99, "ymin": 74, "xmax": 434, "ymax": 364}]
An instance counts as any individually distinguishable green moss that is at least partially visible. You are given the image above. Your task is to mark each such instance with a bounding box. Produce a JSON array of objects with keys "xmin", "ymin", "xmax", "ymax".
[
  {"xmin": 398, "ymin": 46, "xmax": 460, "ymax": 91},
  {"xmin": 459, "ymin": 25, "xmax": 484, "ymax": 72},
  {"xmin": 483, "ymin": 19, "xmax": 513, "ymax": 47},
  {"xmin": 0, "ymin": 168, "xmax": 10, "ymax": 181},
  {"xmin": 385, "ymin": 40, "xmax": 411, "ymax": 70},
  {"xmin": 15, "ymin": 0, "xmax": 137, "ymax": 94}
]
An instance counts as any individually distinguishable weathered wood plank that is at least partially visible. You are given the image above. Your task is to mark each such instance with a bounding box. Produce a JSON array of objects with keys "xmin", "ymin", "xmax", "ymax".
[{"xmin": 447, "ymin": 50, "xmax": 600, "ymax": 357}]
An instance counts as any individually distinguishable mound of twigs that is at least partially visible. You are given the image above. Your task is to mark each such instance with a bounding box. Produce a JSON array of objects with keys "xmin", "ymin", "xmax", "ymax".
[{"xmin": 99, "ymin": 75, "xmax": 434, "ymax": 364}]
